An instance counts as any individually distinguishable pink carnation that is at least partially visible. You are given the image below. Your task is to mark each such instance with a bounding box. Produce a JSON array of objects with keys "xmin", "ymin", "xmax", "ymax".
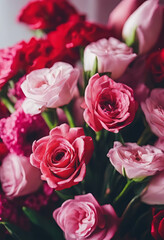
[
  {"xmin": 0, "ymin": 108, "xmax": 49, "ymax": 156},
  {"xmin": 107, "ymin": 141, "xmax": 164, "ymax": 179},
  {"xmin": 53, "ymin": 193, "xmax": 119, "ymax": 240},
  {"xmin": 0, "ymin": 43, "xmax": 22, "ymax": 89}
]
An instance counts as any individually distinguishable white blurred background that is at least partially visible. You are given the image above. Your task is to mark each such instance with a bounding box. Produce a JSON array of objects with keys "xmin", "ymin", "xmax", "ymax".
[{"xmin": 0, "ymin": 0, "xmax": 121, "ymax": 48}]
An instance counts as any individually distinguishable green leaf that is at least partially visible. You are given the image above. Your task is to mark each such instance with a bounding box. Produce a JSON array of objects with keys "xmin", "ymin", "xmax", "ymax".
[
  {"xmin": 99, "ymin": 72, "xmax": 111, "ymax": 77},
  {"xmin": 55, "ymin": 190, "xmax": 73, "ymax": 201},
  {"xmin": 90, "ymin": 57, "xmax": 98, "ymax": 77},
  {"xmin": 124, "ymin": 27, "xmax": 139, "ymax": 53},
  {"xmin": 0, "ymin": 222, "xmax": 32, "ymax": 240},
  {"xmin": 22, "ymin": 207, "xmax": 64, "ymax": 240}
]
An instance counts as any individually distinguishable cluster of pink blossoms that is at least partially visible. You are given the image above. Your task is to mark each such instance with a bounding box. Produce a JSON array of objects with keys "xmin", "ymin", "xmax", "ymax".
[{"xmin": 0, "ymin": 0, "xmax": 164, "ymax": 239}]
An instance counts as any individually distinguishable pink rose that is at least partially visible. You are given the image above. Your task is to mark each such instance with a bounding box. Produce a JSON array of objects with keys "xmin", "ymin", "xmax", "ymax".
[
  {"xmin": 0, "ymin": 153, "xmax": 42, "ymax": 198},
  {"xmin": 141, "ymin": 89, "xmax": 164, "ymax": 137},
  {"xmin": 30, "ymin": 124, "xmax": 94, "ymax": 190},
  {"xmin": 84, "ymin": 37, "xmax": 136, "ymax": 79},
  {"xmin": 21, "ymin": 62, "xmax": 79, "ymax": 114},
  {"xmin": 122, "ymin": 0, "xmax": 163, "ymax": 54},
  {"xmin": 141, "ymin": 171, "xmax": 164, "ymax": 205},
  {"xmin": 53, "ymin": 193, "xmax": 119, "ymax": 240},
  {"xmin": 107, "ymin": 141, "xmax": 164, "ymax": 179},
  {"xmin": 82, "ymin": 74, "xmax": 138, "ymax": 133},
  {"xmin": 155, "ymin": 137, "xmax": 164, "ymax": 151},
  {"xmin": 108, "ymin": 0, "xmax": 145, "ymax": 39}
]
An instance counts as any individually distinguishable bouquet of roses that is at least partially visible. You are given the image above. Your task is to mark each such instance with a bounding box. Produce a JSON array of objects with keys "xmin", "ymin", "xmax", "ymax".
[{"xmin": 0, "ymin": 0, "xmax": 164, "ymax": 239}]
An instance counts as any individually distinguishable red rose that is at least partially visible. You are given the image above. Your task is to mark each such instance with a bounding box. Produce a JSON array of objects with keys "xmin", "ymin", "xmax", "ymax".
[
  {"xmin": 0, "ymin": 43, "xmax": 22, "ymax": 89},
  {"xmin": 30, "ymin": 124, "xmax": 94, "ymax": 190},
  {"xmin": 48, "ymin": 15, "xmax": 111, "ymax": 61},
  {"xmin": 18, "ymin": 0, "xmax": 78, "ymax": 31},
  {"xmin": 82, "ymin": 74, "xmax": 138, "ymax": 133},
  {"xmin": 151, "ymin": 210, "xmax": 164, "ymax": 240},
  {"xmin": 146, "ymin": 48, "xmax": 164, "ymax": 84}
]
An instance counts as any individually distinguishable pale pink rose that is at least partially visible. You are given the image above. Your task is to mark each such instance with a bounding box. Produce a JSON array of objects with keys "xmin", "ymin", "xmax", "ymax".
[
  {"xmin": 30, "ymin": 124, "xmax": 94, "ymax": 190},
  {"xmin": 0, "ymin": 153, "xmax": 42, "ymax": 198},
  {"xmin": 108, "ymin": 0, "xmax": 145, "ymax": 39},
  {"xmin": 81, "ymin": 73, "xmax": 138, "ymax": 133},
  {"xmin": 122, "ymin": 0, "xmax": 163, "ymax": 54},
  {"xmin": 155, "ymin": 137, "xmax": 164, "ymax": 152},
  {"xmin": 84, "ymin": 37, "xmax": 136, "ymax": 79},
  {"xmin": 53, "ymin": 193, "xmax": 119, "ymax": 240},
  {"xmin": 107, "ymin": 141, "xmax": 164, "ymax": 179},
  {"xmin": 21, "ymin": 62, "xmax": 79, "ymax": 114},
  {"xmin": 141, "ymin": 171, "xmax": 164, "ymax": 205},
  {"xmin": 141, "ymin": 89, "xmax": 164, "ymax": 137}
]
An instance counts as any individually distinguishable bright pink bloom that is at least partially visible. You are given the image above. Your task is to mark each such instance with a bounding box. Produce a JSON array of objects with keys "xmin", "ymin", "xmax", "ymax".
[
  {"xmin": 18, "ymin": 0, "xmax": 78, "ymax": 31},
  {"xmin": 107, "ymin": 141, "xmax": 164, "ymax": 179},
  {"xmin": 122, "ymin": 0, "xmax": 163, "ymax": 54},
  {"xmin": 84, "ymin": 37, "xmax": 136, "ymax": 79},
  {"xmin": 0, "ymin": 153, "xmax": 42, "ymax": 198},
  {"xmin": 0, "ymin": 108, "xmax": 49, "ymax": 156},
  {"xmin": 141, "ymin": 171, "xmax": 164, "ymax": 205},
  {"xmin": 82, "ymin": 74, "xmax": 137, "ymax": 133},
  {"xmin": 108, "ymin": 0, "xmax": 145, "ymax": 39},
  {"xmin": 30, "ymin": 124, "xmax": 94, "ymax": 190},
  {"xmin": 53, "ymin": 193, "xmax": 119, "ymax": 240},
  {"xmin": 141, "ymin": 89, "xmax": 164, "ymax": 137},
  {"xmin": 21, "ymin": 62, "xmax": 79, "ymax": 114}
]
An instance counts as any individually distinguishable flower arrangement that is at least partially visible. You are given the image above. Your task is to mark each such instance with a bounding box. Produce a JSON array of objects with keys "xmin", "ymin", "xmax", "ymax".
[{"xmin": 0, "ymin": 0, "xmax": 164, "ymax": 239}]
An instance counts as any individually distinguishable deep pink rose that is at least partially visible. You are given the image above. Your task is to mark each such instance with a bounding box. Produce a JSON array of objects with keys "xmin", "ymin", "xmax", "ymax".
[
  {"xmin": 84, "ymin": 37, "xmax": 136, "ymax": 79},
  {"xmin": 151, "ymin": 210, "xmax": 164, "ymax": 240},
  {"xmin": 30, "ymin": 124, "xmax": 94, "ymax": 190},
  {"xmin": 107, "ymin": 141, "xmax": 164, "ymax": 179},
  {"xmin": 141, "ymin": 171, "xmax": 164, "ymax": 205},
  {"xmin": 21, "ymin": 62, "xmax": 79, "ymax": 114},
  {"xmin": 82, "ymin": 73, "xmax": 138, "ymax": 133},
  {"xmin": 122, "ymin": 0, "xmax": 163, "ymax": 54},
  {"xmin": 53, "ymin": 193, "xmax": 119, "ymax": 240},
  {"xmin": 141, "ymin": 89, "xmax": 164, "ymax": 137},
  {"xmin": 108, "ymin": 0, "xmax": 145, "ymax": 39},
  {"xmin": 0, "ymin": 153, "xmax": 42, "ymax": 198}
]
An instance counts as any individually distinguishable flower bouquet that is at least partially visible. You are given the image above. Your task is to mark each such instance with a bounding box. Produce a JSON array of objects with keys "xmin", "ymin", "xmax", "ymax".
[{"xmin": 0, "ymin": 0, "xmax": 164, "ymax": 239}]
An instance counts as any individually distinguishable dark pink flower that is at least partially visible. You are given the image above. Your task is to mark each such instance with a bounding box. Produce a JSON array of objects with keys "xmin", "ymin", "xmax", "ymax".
[
  {"xmin": 30, "ymin": 123, "xmax": 94, "ymax": 190},
  {"xmin": 53, "ymin": 193, "xmax": 119, "ymax": 240},
  {"xmin": 82, "ymin": 73, "xmax": 138, "ymax": 133},
  {"xmin": 0, "ymin": 108, "xmax": 49, "ymax": 156}
]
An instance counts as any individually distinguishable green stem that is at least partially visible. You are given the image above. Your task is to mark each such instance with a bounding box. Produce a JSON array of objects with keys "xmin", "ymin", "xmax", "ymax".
[
  {"xmin": 115, "ymin": 131, "xmax": 125, "ymax": 145},
  {"xmin": 113, "ymin": 179, "xmax": 134, "ymax": 204},
  {"xmin": 1, "ymin": 97, "xmax": 15, "ymax": 113},
  {"xmin": 42, "ymin": 109, "xmax": 58, "ymax": 130},
  {"xmin": 63, "ymin": 105, "xmax": 75, "ymax": 128},
  {"xmin": 137, "ymin": 126, "xmax": 153, "ymax": 146}
]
